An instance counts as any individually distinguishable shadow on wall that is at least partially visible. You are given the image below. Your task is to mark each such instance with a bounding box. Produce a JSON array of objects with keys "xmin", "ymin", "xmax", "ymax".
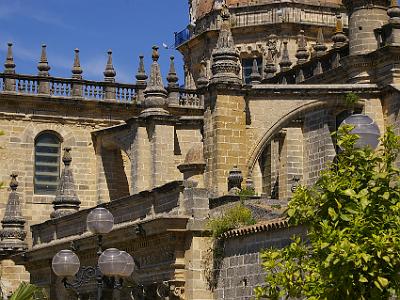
[{"xmin": 102, "ymin": 148, "xmax": 130, "ymax": 201}]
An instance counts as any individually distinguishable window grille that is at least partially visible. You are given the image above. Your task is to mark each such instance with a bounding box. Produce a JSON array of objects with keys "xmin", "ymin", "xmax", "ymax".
[{"xmin": 34, "ymin": 132, "xmax": 61, "ymax": 194}]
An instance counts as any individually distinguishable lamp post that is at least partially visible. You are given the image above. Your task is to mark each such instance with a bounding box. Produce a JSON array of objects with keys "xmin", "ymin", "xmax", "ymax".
[
  {"xmin": 340, "ymin": 114, "xmax": 381, "ymax": 150},
  {"xmin": 51, "ymin": 207, "xmax": 134, "ymax": 300}
]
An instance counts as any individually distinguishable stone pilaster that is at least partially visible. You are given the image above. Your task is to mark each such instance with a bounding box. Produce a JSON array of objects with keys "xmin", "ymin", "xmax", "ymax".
[
  {"xmin": 184, "ymin": 236, "xmax": 214, "ymax": 300},
  {"xmin": 150, "ymin": 122, "xmax": 176, "ymax": 187},
  {"xmin": 203, "ymin": 91, "xmax": 247, "ymax": 196},
  {"xmin": 131, "ymin": 124, "xmax": 152, "ymax": 193},
  {"xmin": 278, "ymin": 127, "xmax": 304, "ymax": 200}
]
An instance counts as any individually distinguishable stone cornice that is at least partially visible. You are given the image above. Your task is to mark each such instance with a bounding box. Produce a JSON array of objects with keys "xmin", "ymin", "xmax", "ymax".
[
  {"xmin": 247, "ymin": 83, "xmax": 380, "ymax": 96},
  {"xmin": 17, "ymin": 216, "xmax": 189, "ymax": 265}
]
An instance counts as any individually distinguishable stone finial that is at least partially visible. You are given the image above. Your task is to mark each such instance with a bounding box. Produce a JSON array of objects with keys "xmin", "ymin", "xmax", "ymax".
[
  {"xmin": 313, "ymin": 28, "xmax": 327, "ymax": 56},
  {"xmin": 279, "ymin": 40, "xmax": 292, "ymax": 72},
  {"xmin": 103, "ymin": 49, "xmax": 116, "ymax": 82},
  {"xmin": 4, "ymin": 42, "xmax": 15, "ymax": 74},
  {"xmin": 37, "ymin": 44, "xmax": 50, "ymax": 76},
  {"xmin": 245, "ymin": 176, "xmax": 255, "ymax": 193},
  {"xmin": 196, "ymin": 60, "xmax": 209, "ymax": 88},
  {"xmin": 51, "ymin": 148, "xmax": 81, "ymax": 219},
  {"xmin": 249, "ymin": 56, "xmax": 261, "ymax": 84},
  {"xmin": 388, "ymin": 0, "xmax": 400, "ymax": 23},
  {"xmin": 296, "ymin": 69, "xmax": 305, "ymax": 83},
  {"xmin": 71, "ymin": 48, "xmax": 83, "ymax": 79},
  {"xmin": 136, "ymin": 55, "xmax": 148, "ymax": 84},
  {"xmin": 0, "ymin": 173, "xmax": 27, "ymax": 256},
  {"xmin": 264, "ymin": 48, "xmax": 277, "ymax": 79},
  {"xmin": 228, "ymin": 166, "xmax": 243, "ymax": 194},
  {"xmin": 141, "ymin": 46, "xmax": 168, "ymax": 117},
  {"xmin": 210, "ymin": 4, "xmax": 241, "ymax": 86},
  {"xmin": 167, "ymin": 56, "xmax": 179, "ymax": 88},
  {"xmin": 295, "ymin": 30, "xmax": 309, "ymax": 64},
  {"xmin": 332, "ymin": 16, "xmax": 348, "ymax": 49}
]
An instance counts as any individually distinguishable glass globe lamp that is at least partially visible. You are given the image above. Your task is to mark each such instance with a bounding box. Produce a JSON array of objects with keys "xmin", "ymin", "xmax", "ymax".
[
  {"xmin": 340, "ymin": 114, "xmax": 380, "ymax": 150},
  {"xmin": 119, "ymin": 251, "xmax": 135, "ymax": 277},
  {"xmin": 86, "ymin": 207, "xmax": 114, "ymax": 235},
  {"xmin": 98, "ymin": 248, "xmax": 126, "ymax": 277},
  {"xmin": 52, "ymin": 250, "xmax": 80, "ymax": 277}
]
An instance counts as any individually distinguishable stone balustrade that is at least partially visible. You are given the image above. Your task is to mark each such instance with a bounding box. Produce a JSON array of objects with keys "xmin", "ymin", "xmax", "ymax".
[
  {"xmin": 192, "ymin": 3, "xmax": 348, "ymax": 39},
  {"xmin": 0, "ymin": 72, "xmax": 204, "ymax": 108}
]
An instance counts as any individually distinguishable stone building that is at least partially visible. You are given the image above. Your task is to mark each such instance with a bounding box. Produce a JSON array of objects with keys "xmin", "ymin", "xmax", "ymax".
[{"xmin": 0, "ymin": 0, "xmax": 399, "ymax": 299}]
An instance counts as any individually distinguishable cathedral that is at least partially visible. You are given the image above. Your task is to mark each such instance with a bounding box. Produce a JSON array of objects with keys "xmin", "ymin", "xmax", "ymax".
[{"xmin": 0, "ymin": 0, "xmax": 399, "ymax": 299}]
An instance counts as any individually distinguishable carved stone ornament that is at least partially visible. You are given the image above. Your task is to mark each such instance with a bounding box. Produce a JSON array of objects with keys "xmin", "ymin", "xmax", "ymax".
[
  {"xmin": 266, "ymin": 34, "xmax": 278, "ymax": 58},
  {"xmin": 210, "ymin": 4, "xmax": 241, "ymax": 86},
  {"xmin": 51, "ymin": 147, "xmax": 81, "ymax": 219},
  {"xmin": 227, "ymin": 165, "xmax": 243, "ymax": 192},
  {"xmin": 0, "ymin": 173, "xmax": 28, "ymax": 256},
  {"xmin": 156, "ymin": 281, "xmax": 185, "ymax": 300}
]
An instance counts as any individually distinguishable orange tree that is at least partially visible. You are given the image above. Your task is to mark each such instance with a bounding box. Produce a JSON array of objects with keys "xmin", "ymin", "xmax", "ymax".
[{"xmin": 255, "ymin": 126, "xmax": 400, "ymax": 299}]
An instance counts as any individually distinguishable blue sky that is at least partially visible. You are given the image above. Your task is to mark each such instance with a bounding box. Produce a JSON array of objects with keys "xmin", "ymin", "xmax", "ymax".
[{"xmin": 0, "ymin": 0, "xmax": 189, "ymax": 83}]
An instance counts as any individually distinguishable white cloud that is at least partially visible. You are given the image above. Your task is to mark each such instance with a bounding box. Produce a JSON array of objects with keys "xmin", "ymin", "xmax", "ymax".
[{"xmin": 0, "ymin": 0, "xmax": 73, "ymax": 29}]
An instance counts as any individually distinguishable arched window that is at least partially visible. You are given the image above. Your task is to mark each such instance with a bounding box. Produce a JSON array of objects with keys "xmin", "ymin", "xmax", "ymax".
[{"xmin": 34, "ymin": 132, "xmax": 61, "ymax": 194}]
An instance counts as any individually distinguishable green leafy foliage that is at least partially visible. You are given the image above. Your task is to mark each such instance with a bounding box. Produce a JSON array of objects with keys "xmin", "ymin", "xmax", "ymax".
[
  {"xmin": 256, "ymin": 126, "xmax": 400, "ymax": 300},
  {"xmin": 344, "ymin": 92, "xmax": 360, "ymax": 107},
  {"xmin": 236, "ymin": 187, "xmax": 256, "ymax": 203},
  {"xmin": 207, "ymin": 204, "xmax": 256, "ymax": 238},
  {"xmin": 9, "ymin": 282, "xmax": 48, "ymax": 300}
]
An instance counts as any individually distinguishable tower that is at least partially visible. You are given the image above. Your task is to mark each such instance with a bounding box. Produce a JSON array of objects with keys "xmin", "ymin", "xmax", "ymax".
[
  {"xmin": 179, "ymin": 0, "xmax": 345, "ymax": 87},
  {"xmin": 343, "ymin": 0, "xmax": 389, "ymax": 55}
]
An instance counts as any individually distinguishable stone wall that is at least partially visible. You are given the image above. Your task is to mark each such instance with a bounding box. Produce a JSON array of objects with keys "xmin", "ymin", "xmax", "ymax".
[
  {"xmin": 303, "ymin": 108, "xmax": 336, "ymax": 186},
  {"xmin": 214, "ymin": 225, "xmax": 305, "ymax": 300}
]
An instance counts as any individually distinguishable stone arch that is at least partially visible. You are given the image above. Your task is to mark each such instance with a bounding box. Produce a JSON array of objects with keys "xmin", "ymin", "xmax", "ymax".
[
  {"xmin": 247, "ymin": 99, "xmax": 348, "ymax": 175},
  {"xmin": 21, "ymin": 124, "xmax": 76, "ymax": 147}
]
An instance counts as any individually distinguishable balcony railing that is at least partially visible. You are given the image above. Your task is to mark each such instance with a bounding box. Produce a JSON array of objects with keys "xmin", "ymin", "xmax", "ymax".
[
  {"xmin": 0, "ymin": 73, "xmax": 204, "ymax": 109},
  {"xmin": 174, "ymin": 28, "xmax": 192, "ymax": 48}
]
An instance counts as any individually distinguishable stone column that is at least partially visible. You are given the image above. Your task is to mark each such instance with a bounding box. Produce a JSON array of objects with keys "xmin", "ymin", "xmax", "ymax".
[
  {"xmin": 131, "ymin": 124, "xmax": 152, "ymax": 193},
  {"xmin": 150, "ymin": 123, "xmax": 176, "ymax": 187}
]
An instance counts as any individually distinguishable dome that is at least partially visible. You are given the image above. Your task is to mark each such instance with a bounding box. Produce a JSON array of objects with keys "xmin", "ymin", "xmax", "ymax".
[{"xmin": 193, "ymin": 0, "xmax": 343, "ymax": 20}]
